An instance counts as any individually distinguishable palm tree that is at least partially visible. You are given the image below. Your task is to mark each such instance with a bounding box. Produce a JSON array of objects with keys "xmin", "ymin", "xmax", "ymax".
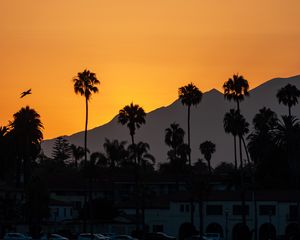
[
  {"xmin": 276, "ymin": 84, "xmax": 300, "ymax": 117},
  {"xmin": 9, "ymin": 106, "xmax": 43, "ymax": 185},
  {"xmin": 165, "ymin": 123, "xmax": 185, "ymax": 159},
  {"xmin": 236, "ymin": 112, "xmax": 250, "ymax": 167},
  {"xmin": 73, "ymin": 69, "xmax": 100, "ymax": 164},
  {"xmin": 70, "ymin": 144, "xmax": 85, "ymax": 168},
  {"xmin": 178, "ymin": 83, "xmax": 203, "ymax": 166},
  {"xmin": 223, "ymin": 74, "xmax": 249, "ymax": 112},
  {"xmin": 199, "ymin": 141, "xmax": 216, "ymax": 174},
  {"xmin": 223, "ymin": 109, "xmax": 239, "ymax": 169},
  {"xmin": 178, "ymin": 83, "xmax": 202, "ymax": 228},
  {"xmin": 223, "ymin": 74, "xmax": 250, "ymax": 165},
  {"xmin": 273, "ymin": 115, "xmax": 300, "ymax": 186},
  {"xmin": 103, "ymin": 138, "xmax": 128, "ymax": 168},
  {"xmin": 128, "ymin": 141, "xmax": 155, "ymax": 169},
  {"xmin": 118, "ymin": 103, "xmax": 146, "ymax": 151},
  {"xmin": 118, "ymin": 103, "xmax": 146, "ymax": 232},
  {"xmin": 247, "ymin": 107, "xmax": 278, "ymax": 164}
]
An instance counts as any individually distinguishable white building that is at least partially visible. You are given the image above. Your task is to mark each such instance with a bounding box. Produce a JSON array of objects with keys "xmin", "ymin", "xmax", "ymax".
[{"xmin": 121, "ymin": 191, "xmax": 300, "ymax": 240}]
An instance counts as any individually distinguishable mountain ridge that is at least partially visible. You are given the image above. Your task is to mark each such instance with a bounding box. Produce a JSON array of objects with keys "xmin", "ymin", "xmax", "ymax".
[{"xmin": 42, "ymin": 75, "xmax": 300, "ymax": 167}]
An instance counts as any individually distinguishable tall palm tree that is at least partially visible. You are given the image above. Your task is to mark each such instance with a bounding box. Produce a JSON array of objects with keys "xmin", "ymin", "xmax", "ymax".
[
  {"xmin": 276, "ymin": 84, "xmax": 300, "ymax": 117},
  {"xmin": 179, "ymin": 83, "xmax": 202, "ymax": 228},
  {"xmin": 73, "ymin": 69, "xmax": 100, "ymax": 233},
  {"xmin": 223, "ymin": 74, "xmax": 250, "ymax": 166},
  {"xmin": 73, "ymin": 69, "xmax": 100, "ymax": 164},
  {"xmin": 223, "ymin": 109, "xmax": 239, "ymax": 169},
  {"xmin": 178, "ymin": 83, "xmax": 202, "ymax": 166},
  {"xmin": 199, "ymin": 141, "xmax": 216, "ymax": 174},
  {"xmin": 118, "ymin": 103, "xmax": 146, "ymax": 150},
  {"xmin": 118, "ymin": 103, "xmax": 146, "ymax": 232},
  {"xmin": 9, "ymin": 106, "xmax": 43, "ymax": 185}
]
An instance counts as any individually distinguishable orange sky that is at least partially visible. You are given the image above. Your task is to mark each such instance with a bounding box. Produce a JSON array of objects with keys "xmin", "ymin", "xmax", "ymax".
[{"xmin": 1, "ymin": 0, "xmax": 300, "ymax": 139}]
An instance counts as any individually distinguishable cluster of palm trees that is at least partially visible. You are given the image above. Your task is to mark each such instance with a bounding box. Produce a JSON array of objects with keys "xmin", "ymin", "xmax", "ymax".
[{"xmin": 1, "ymin": 68, "xmax": 300, "ymax": 234}]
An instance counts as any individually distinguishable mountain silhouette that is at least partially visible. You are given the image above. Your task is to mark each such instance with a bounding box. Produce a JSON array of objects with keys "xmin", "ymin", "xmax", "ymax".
[{"xmin": 42, "ymin": 75, "xmax": 300, "ymax": 167}]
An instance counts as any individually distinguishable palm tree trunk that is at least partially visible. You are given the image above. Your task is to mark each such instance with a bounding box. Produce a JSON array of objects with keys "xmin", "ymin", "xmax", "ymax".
[
  {"xmin": 207, "ymin": 159, "xmax": 211, "ymax": 174},
  {"xmin": 85, "ymin": 97, "xmax": 88, "ymax": 163},
  {"xmin": 187, "ymin": 106, "xmax": 191, "ymax": 166},
  {"xmin": 288, "ymin": 106, "xmax": 291, "ymax": 117},
  {"xmin": 187, "ymin": 106, "xmax": 195, "ymax": 226},
  {"xmin": 242, "ymin": 137, "xmax": 251, "ymax": 164},
  {"xmin": 234, "ymin": 136, "xmax": 237, "ymax": 170},
  {"xmin": 131, "ymin": 133, "xmax": 140, "ymax": 232},
  {"xmin": 239, "ymin": 136, "xmax": 243, "ymax": 168},
  {"xmin": 84, "ymin": 97, "xmax": 88, "ymax": 232}
]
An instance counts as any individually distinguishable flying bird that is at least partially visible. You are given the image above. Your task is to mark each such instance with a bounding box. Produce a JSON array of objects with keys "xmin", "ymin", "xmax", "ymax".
[{"xmin": 20, "ymin": 89, "xmax": 32, "ymax": 98}]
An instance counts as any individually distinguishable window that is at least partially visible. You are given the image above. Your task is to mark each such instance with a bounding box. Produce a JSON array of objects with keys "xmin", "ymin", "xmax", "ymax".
[
  {"xmin": 289, "ymin": 205, "xmax": 298, "ymax": 220},
  {"xmin": 180, "ymin": 204, "xmax": 184, "ymax": 212},
  {"xmin": 259, "ymin": 205, "xmax": 276, "ymax": 216},
  {"xmin": 185, "ymin": 204, "xmax": 190, "ymax": 212},
  {"xmin": 206, "ymin": 205, "xmax": 223, "ymax": 215},
  {"xmin": 153, "ymin": 224, "xmax": 164, "ymax": 232},
  {"xmin": 232, "ymin": 205, "xmax": 249, "ymax": 215},
  {"xmin": 64, "ymin": 208, "xmax": 67, "ymax": 217}
]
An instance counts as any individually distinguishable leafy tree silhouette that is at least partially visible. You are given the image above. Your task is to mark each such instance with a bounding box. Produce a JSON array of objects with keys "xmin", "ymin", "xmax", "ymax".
[
  {"xmin": 118, "ymin": 103, "xmax": 146, "ymax": 232},
  {"xmin": 199, "ymin": 140, "xmax": 216, "ymax": 174},
  {"xmin": 276, "ymin": 83, "xmax": 300, "ymax": 117},
  {"xmin": 9, "ymin": 106, "xmax": 43, "ymax": 186}
]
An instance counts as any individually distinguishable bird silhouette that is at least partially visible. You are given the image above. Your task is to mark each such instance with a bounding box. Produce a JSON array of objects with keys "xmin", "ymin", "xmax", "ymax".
[{"xmin": 20, "ymin": 89, "xmax": 32, "ymax": 98}]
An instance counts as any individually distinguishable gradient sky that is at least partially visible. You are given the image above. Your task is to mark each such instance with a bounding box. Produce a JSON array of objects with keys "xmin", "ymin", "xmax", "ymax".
[{"xmin": 1, "ymin": 0, "xmax": 300, "ymax": 139}]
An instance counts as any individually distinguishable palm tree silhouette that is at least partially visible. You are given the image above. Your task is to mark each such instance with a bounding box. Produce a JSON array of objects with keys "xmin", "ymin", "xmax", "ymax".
[
  {"xmin": 103, "ymin": 138, "xmax": 128, "ymax": 168},
  {"xmin": 199, "ymin": 140, "xmax": 216, "ymax": 174},
  {"xmin": 223, "ymin": 74, "xmax": 249, "ymax": 112},
  {"xmin": 9, "ymin": 106, "xmax": 43, "ymax": 186},
  {"xmin": 223, "ymin": 74, "xmax": 249, "ymax": 167},
  {"xmin": 118, "ymin": 103, "xmax": 146, "ymax": 150},
  {"xmin": 118, "ymin": 102, "xmax": 146, "ymax": 233},
  {"xmin": 273, "ymin": 115, "xmax": 300, "ymax": 185},
  {"xmin": 178, "ymin": 83, "xmax": 203, "ymax": 166},
  {"xmin": 223, "ymin": 109, "xmax": 239, "ymax": 169},
  {"xmin": 178, "ymin": 83, "xmax": 202, "ymax": 228},
  {"xmin": 276, "ymin": 84, "xmax": 300, "ymax": 117},
  {"xmin": 128, "ymin": 141, "xmax": 155, "ymax": 169},
  {"xmin": 73, "ymin": 69, "xmax": 100, "ymax": 164},
  {"xmin": 236, "ymin": 112, "xmax": 250, "ymax": 166},
  {"xmin": 73, "ymin": 69, "xmax": 100, "ymax": 232},
  {"xmin": 165, "ymin": 123, "xmax": 185, "ymax": 158},
  {"xmin": 247, "ymin": 107, "xmax": 278, "ymax": 164},
  {"xmin": 70, "ymin": 144, "xmax": 85, "ymax": 168}
]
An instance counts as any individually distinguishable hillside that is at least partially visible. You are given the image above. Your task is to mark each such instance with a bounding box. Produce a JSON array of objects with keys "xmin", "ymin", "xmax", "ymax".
[{"xmin": 42, "ymin": 75, "xmax": 300, "ymax": 167}]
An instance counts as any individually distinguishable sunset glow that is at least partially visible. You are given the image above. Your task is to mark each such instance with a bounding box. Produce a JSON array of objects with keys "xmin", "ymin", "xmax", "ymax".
[{"xmin": 1, "ymin": 0, "xmax": 300, "ymax": 139}]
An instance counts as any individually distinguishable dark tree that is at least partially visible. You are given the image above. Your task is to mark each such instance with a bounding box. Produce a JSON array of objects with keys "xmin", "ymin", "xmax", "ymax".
[
  {"xmin": 73, "ymin": 69, "xmax": 100, "ymax": 165},
  {"xmin": 9, "ymin": 106, "xmax": 43, "ymax": 186},
  {"xmin": 51, "ymin": 137, "xmax": 71, "ymax": 163},
  {"xmin": 178, "ymin": 83, "xmax": 203, "ymax": 166},
  {"xmin": 70, "ymin": 144, "xmax": 85, "ymax": 168},
  {"xmin": 276, "ymin": 84, "xmax": 300, "ymax": 117},
  {"xmin": 199, "ymin": 141, "xmax": 216, "ymax": 174}
]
